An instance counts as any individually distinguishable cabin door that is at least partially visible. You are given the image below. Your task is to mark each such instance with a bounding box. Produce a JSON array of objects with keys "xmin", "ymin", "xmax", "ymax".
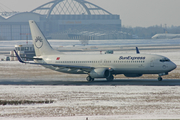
[{"xmin": 150, "ymin": 58, "xmax": 155, "ymax": 67}]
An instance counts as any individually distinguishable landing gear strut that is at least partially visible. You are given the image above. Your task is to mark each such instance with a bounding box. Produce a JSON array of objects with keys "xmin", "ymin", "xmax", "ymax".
[
  {"xmin": 86, "ymin": 76, "xmax": 94, "ymax": 82},
  {"xmin": 158, "ymin": 73, "xmax": 168, "ymax": 81},
  {"xmin": 106, "ymin": 75, "xmax": 114, "ymax": 81}
]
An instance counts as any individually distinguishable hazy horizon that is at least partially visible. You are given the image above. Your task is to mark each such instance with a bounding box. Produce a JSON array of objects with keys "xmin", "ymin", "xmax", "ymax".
[{"xmin": 0, "ymin": 0, "xmax": 180, "ymax": 27}]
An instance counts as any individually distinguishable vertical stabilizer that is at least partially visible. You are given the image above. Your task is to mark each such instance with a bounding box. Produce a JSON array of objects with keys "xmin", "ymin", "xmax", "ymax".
[{"xmin": 29, "ymin": 20, "xmax": 54, "ymax": 56}]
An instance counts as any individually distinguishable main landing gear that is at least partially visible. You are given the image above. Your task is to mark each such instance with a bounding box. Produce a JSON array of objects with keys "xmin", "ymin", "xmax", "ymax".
[
  {"xmin": 106, "ymin": 75, "xmax": 114, "ymax": 81},
  {"xmin": 86, "ymin": 76, "xmax": 94, "ymax": 82},
  {"xmin": 86, "ymin": 75, "xmax": 114, "ymax": 82}
]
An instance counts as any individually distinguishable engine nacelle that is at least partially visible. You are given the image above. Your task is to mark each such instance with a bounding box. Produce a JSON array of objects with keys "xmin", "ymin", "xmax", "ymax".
[
  {"xmin": 124, "ymin": 74, "xmax": 143, "ymax": 77},
  {"xmin": 90, "ymin": 68, "xmax": 110, "ymax": 78}
]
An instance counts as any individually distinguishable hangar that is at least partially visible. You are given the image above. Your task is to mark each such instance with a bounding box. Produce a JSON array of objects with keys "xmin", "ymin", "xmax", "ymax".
[{"xmin": 0, "ymin": 0, "xmax": 122, "ymax": 40}]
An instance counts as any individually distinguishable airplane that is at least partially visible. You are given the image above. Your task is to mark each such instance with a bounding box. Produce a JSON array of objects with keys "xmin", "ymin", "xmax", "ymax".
[
  {"xmin": 152, "ymin": 33, "xmax": 180, "ymax": 39},
  {"xmin": 14, "ymin": 20, "xmax": 177, "ymax": 82}
]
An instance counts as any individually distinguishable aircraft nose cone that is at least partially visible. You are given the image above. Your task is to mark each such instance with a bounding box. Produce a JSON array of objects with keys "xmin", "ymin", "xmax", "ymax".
[{"xmin": 171, "ymin": 62, "xmax": 177, "ymax": 71}]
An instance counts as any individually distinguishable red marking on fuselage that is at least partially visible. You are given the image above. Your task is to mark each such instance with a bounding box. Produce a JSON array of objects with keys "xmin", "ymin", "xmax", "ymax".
[{"xmin": 56, "ymin": 57, "xmax": 60, "ymax": 60}]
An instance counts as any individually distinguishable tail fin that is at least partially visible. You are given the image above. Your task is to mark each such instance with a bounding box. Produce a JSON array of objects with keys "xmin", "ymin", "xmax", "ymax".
[{"xmin": 29, "ymin": 20, "xmax": 54, "ymax": 56}]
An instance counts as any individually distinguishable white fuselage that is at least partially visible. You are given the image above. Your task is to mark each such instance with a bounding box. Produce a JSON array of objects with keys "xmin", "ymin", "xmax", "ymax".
[{"xmin": 37, "ymin": 53, "xmax": 176, "ymax": 75}]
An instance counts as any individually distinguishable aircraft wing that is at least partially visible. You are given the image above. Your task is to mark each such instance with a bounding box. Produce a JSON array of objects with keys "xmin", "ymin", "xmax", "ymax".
[{"xmin": 14, "ymin": 50, "xmax": 94, "ymax": 73}]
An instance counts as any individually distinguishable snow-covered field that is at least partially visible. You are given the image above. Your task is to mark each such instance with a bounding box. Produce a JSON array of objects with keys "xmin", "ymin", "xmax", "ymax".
[
  {"xmin": 0, "ymin": 49, "xmax": 180, "ymax": 119},
  {"xmin": 1, "ymin": 86, "xmax": 180, "ymax": 119}
]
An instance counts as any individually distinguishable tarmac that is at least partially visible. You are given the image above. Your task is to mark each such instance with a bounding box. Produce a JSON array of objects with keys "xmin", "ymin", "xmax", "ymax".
[{"xmin": 0, "ymin": 79, "xmax": 180, "ymax": 86}]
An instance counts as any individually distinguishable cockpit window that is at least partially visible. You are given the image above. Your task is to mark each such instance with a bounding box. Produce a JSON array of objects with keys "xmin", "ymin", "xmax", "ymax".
[{"xmin": 160, "ymin": 58, "xmax": 170, "ymax": 62}]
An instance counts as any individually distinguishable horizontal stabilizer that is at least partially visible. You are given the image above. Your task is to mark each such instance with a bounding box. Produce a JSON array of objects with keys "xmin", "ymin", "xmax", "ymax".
[
  {"xmin": 11, "ymin": 56, "xmax": 42, "ymax": 60},
  {"xmin": 22, "ymin": 57, "xmax": 42, "ymax": 60}
]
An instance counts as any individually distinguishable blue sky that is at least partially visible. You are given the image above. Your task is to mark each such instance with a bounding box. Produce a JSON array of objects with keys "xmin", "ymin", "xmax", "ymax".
[{"xmin": 0, "ymin": 0, "xmax": 180, "ymax": 27}]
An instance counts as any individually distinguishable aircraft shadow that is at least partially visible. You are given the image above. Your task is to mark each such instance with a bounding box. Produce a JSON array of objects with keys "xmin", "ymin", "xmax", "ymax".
[{"xmin": 0, "ymin": 79, "xmax": 180, "ymax": 86}]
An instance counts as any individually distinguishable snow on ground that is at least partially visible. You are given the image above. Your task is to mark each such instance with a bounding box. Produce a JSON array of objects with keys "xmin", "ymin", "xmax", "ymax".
[
  {"xmin": 2, "ymin": 115, "xmax": 180, "ymax": 120},
  {"xmin": 0, "ymin": 86, "xmax": 180, "ymax": 119}
]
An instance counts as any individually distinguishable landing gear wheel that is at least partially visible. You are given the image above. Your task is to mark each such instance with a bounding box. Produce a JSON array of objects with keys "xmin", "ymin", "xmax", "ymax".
[
  {"xmin": 86, "ymin": 76, "xmax": 91, "ymax": 82},
  {"xmin": 86, "ymin": 76, "xmax": 94, "ymax": 82},
  {"xmin": 158, "ymin": 76, "xmax": 163, "ymax": 81},
  {"xmin": 106, "ymin": 75, "xmax": 114, "ymax": 81}
]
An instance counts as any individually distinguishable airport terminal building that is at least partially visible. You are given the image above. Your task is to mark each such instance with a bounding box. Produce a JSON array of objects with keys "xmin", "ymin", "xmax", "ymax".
[{"xmin": 0, "ymin": 0, "xmax": 122, "ymax": 40}]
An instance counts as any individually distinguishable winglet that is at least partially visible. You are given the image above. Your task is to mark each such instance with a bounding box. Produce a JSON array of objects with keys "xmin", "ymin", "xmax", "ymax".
[
  {"xmin": 14, "ymin": 50, "xmax": 26, "ymax": 63},
  {"xmin": 136, "ymin": 47, "xmax": 140, "ymax": 54}
]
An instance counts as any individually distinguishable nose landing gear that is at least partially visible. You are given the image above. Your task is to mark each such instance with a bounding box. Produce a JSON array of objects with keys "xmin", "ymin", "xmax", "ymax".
[
  {"xmin": 158, "ymin": 72, "xmax": 168, "ymax": 81},
  {"xmin": 158, "ymin": 76, "xmax": 163, "ymax": 81}
]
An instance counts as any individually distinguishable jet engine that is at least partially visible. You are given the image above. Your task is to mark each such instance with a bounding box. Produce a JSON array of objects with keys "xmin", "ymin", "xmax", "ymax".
[
  {"xmin": 90, "ymin": 68, "xmax": 110, "ymax": 78},
  {"xmin": 124, "ymin": 74, "xmax": 143, "ymax": 77}
]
